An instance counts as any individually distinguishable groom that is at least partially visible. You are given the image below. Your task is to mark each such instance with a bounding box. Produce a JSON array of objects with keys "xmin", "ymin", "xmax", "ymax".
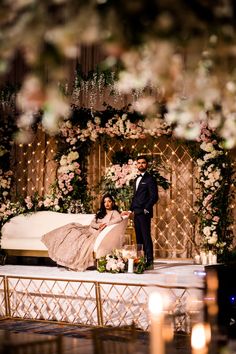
[{"xmin": 125, "ymin": 155, "xmax": 159, "ymax": 269}]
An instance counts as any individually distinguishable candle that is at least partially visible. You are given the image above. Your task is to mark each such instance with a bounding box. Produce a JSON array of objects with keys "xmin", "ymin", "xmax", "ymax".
[
  {"xmin": 148, "ymin": 291, "xmax": 164, "ymax": 354},
  {"xmin": 200, "ymin": 252, "xmax": 208, "ymax": 265},
  {"xmin": 191, "ymin": 323, "xmax": 209, "ymax": 354},
  {"xmin": 128, "ymin": 258, "xmax": 134, "ymax": 273}
]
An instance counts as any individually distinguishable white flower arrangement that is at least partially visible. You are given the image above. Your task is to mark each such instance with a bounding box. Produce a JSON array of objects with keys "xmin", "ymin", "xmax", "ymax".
[
  {"xmin": 195, "ymin": 122, "xmax": 234, "ymax": 258},
  {"xmin": 97, "ymin": 250, "xmax": 126, "ymax": 273}
]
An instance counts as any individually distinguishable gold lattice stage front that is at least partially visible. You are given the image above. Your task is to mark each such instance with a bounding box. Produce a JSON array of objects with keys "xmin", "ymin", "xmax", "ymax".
[{"xmin": 0, "ymin": 262, "xmax": 205, "ymax": 333}]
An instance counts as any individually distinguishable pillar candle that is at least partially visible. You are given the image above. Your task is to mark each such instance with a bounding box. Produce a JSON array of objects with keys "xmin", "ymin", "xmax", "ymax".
[
  {"xmin": 148, "ymin": 292, "xmax": 165, "ymax": 354},
  {"xmin": 191, "ymin": 323, "xmax": 208, "ymax": 354},
  {"xmin": 128, "ymin": 258, "xmax": 134, "ymax": 273}
]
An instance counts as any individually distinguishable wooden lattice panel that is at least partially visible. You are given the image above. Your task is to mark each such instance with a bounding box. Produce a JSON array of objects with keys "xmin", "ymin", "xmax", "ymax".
[
  {"xmin": 88, "ymin": 137, "xmax": 199, "ymax": 259},
  {"xmin": 11, "ymin": 125, "xmax": 57, "ymax": 199}
]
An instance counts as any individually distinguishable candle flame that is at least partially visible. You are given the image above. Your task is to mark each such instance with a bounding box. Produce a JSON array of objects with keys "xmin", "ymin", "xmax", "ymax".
[
  {"xmin": 191, "ymin": 323, "xmax": 210, "ymax": 350},
  {"xmin": 148, "ymin": 291, "xmax": 163, "ymax": 316}
]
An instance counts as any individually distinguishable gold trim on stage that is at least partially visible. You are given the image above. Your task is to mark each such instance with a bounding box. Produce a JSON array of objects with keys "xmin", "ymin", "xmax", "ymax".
[
  {"xmin": 5, "ymin": 250, "xmax": 49, "ymax": 257},
  {"xmin": 0, "ymin": 274, "xmax": 204, "ymax": 332}
]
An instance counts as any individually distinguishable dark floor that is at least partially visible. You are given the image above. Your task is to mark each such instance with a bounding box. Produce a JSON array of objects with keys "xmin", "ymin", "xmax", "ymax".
[{"xmin": 0, "ymin": 318, "xmax": 193, "ymax": 354}]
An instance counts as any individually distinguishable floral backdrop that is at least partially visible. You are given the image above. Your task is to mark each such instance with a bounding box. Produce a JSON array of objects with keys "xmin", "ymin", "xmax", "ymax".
[{"xmin": 0, "ymin": 101, "xmax": 235, "ymax": 260}]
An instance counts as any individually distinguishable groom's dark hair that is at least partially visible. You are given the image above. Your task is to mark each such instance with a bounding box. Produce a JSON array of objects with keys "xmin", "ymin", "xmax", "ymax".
[{"xmin": 136, "ymin": 155, "xmax": 149, "ymax": 163}]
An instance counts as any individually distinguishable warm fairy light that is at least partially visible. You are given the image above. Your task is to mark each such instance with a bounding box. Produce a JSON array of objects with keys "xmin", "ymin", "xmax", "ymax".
[
  {"xmin": 50, "ymin": 149, "xmax": 54, "ymax": 153},
  {"xmin": 19, "ymin": 144, "xmax": 23, "ymax": 147},
  {"xmin": 46, "ymin": 141, "xmax": 50, "ymax": 145},
  {"xmin": 31, "ymin": 187, "xmax": 35, "ymax": 190},
  {"xmin": 171, "ymin": 151, "xmax": 175, "ymax": 155},
  {"xmin": 41, "ymin": 150, "xmax": 45, "ymax": 154},
  {"xmin": 28, "ymin": 143, "xmax": 32, "ymax": 147},
  {"xmin": 22, "ymin": 187, "xmax": 25, "ymax": 191},
  {"xmin": 27, "ymin": 178, "xmax": 30, "ymax": 181},
  {"xmin": 41, "ymin": 187, "xmax": 44, "ymax": 190},
  {"xmin": 18, "ymin": 179, "xmax": 21, "ymax": 182},
  {"xmin": 32, "ymin": 151, "xmax": 35, "ymax": 155},
  {"xmin": 37, "ymin": 142, "xmax": 41, "ymax": 146},
  {"xmin": 23, "ymin": 152, "xmax": 26, "ymax": 155},
  {"xmin": 36, "ymin": 178, "xmax": 39, "ymax": 181},
  {"xmin": 27, "ymin": 160, "xmax": 31, "ymax": 164}
]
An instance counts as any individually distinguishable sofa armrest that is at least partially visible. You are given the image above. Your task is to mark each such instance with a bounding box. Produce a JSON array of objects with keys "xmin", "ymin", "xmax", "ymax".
[{"xmin": 93, "ymin": 216, "xmax": 129, "ymax": 259}]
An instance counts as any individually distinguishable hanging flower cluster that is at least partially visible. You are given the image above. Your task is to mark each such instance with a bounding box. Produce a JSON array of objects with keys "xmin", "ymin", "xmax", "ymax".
[
  {"xmin": 59, "ymin": 110, "xmax": 170, "ymax": 145},
  {"xmin": 195, "ymin": 123, "xmax": 235, "ymax": 258}
]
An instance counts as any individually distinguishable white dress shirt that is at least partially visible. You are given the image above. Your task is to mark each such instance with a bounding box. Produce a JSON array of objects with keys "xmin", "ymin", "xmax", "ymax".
[{"xmin": 136, "ymin": 173, "xmax": 144, "ymax": 190}]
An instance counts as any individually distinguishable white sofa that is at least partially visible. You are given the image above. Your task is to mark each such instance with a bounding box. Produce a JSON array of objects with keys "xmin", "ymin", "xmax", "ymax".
[{"xmin": 0, "ymin": 211, "xmax": 129, "ymax": 259}]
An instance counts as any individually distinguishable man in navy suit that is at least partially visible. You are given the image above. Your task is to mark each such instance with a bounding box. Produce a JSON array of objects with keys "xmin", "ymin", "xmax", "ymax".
[{"xmin": 129, "ymin": 155, "xmax": 158, "ymax": 269}]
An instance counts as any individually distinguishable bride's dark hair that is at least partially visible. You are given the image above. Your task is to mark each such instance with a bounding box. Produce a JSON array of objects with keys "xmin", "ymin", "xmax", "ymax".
[{"xmin": 96, "ymin": 193, "xmax": 119, "ymax": 220}]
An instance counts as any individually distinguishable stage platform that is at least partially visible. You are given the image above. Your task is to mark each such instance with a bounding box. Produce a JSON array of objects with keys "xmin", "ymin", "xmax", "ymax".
[{"xmin": 0, "ymin": 260, "xmax": 205, "ymax": 333}]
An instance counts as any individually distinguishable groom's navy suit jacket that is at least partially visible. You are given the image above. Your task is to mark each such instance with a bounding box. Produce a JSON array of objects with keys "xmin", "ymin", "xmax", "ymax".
[{"xmin": 130, "ymin": 172, "xmax": 158, "ymax": 218}]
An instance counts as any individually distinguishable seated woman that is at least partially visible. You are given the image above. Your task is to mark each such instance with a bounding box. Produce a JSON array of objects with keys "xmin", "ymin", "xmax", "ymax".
[{"xmin": 41, "ymin": 193, "xmax": 123, "ymax": 271}]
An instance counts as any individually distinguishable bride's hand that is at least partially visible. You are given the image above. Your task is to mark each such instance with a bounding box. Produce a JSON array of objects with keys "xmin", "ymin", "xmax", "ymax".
[{"xmin": 99, "ymin": 223, "xmax": 107, "ymax": 231}]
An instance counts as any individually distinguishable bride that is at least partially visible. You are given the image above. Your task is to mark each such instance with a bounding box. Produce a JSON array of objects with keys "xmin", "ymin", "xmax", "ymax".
[{"xmin": 41, "ymin": 193, "xmax": 123, "ymax": 271}]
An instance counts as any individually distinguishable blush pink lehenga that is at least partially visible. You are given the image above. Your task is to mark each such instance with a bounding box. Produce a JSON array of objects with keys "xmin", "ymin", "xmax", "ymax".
[{"xmin": 41, "ymin": 210, "xmax": 122, "ymax": 271}]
